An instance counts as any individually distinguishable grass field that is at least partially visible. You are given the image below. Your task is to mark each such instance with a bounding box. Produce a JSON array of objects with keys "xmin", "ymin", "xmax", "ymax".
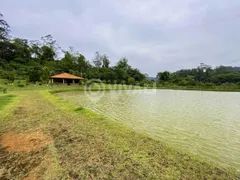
[
  {"xmin": 0, "ymin": 89, "xmax": 239, "ymax": 179},
  {"xmin": 1, "ymin": 78, "xmax": 240, "ymax": 92},
  {"xmin": 0, "ymin": 94, "xmax": 16, "ymax": 110},
  {"xmin": 156, "ymin": 85, "xmax": 240, "ymax": 92}
]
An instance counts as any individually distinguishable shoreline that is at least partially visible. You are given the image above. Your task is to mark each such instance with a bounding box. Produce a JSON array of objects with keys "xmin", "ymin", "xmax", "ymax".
[
  {"xmin": 47, "ymin": 90, "xmax": 239, "ymax": 176},
  {"xmin": 0, "ymin": 89, "xmax": 239, "ymax": 179}
]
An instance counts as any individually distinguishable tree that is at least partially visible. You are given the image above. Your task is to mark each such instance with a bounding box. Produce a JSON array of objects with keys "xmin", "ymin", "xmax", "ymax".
[
  {"xmin": 12, "ymin": 38, "xmax": 31, "ymax": 62},
  {"xmin": 99, "ymin": 67, "xmax": 116, "ymax": 82},
  {"xmin": 41, "ymin": 66, "xmax": 50, "ymax": 83},
  {"xmin": 215, "ymin": 66, "xmax": 234, "ymax": 74},
  {"xmin": 92, "ymin": 51, "xmax": 103, "ymax": 68},
  {"xmin": 157, "ymin": 71, "xmax": 171, "ymax": 82},
  {"xmin": 88, "ymin": 67, "xmax": 99, "ymax": 79},
  {"xmin": 116, "ymin": 57, "xmax": 129, "ymax": 70},
  {"xmin": 102, "ymin": 55, "xmax": 110, "ymax": 68},
  {"xmin": 40, "ymin": 45, "xmax": 55, "ymax": 62},
  {"xmin": 195, "ymin": 63, "xmax": 212, "ymax": 82},
  {"xmin": 128, "ymin": 68, "xmax": 145, "ymax": 82},
  {"xmin": 77, "ymin": 54, "xmax": 91, "ymax": 76},
  {"xmin": 6, "ymin": 71, "xmax": 16, "ymax": 84},
  {"xmin": 29, "ymin": 66, "xmax": 42, "ymax": 82},
  {"xmin": 114, "ymin": 67, "xmax": 127, "ymax": 83},
  {"xmin": 60, "ymin": 51, "xmax": 77, "ymax": 72},
  {"xmin": 30, "ymin": 40, "xmax": 42, "ymax": 59},
  {"xmin": 41, "ymin": 34, "xmax": 61, "ymax": 59},
  {"xmin": 0, "ymin": 13, "xmax": 10, "ymax": 40}
]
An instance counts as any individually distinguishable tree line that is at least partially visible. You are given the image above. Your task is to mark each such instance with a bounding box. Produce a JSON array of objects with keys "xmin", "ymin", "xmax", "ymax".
[
  {"xmin": 157, "ymin": 63, "xmax": 240, "ymax": 87},
  {"xmin": 1, "ymin": 13, "xmax": 239, "ymax": 87},
  {"xmin": 0, "ymin": 13, "xmax": 147, "ymax": 85}
]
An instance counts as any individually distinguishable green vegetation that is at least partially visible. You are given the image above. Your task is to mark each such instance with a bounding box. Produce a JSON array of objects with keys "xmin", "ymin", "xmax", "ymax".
[
  {"xmin": 0, "ymin": 90, "xmax": 238, "ymax": 179},
  {"xmin": 1, "ymin": 13, "xmax": 240, "ymax": 91},
  {"xmin": 0, "ymin": 94, "xmax": 15, "ymax": 110},
  {"xmin": 157, "ymin": 64, "xmax": 240, "ymax": 88},
  {"xmin": 0, "ymin": 13, "xmax": 147, "ymax": 86},
  {"xmin": 0, "ymin": 10, "xmax": 240, "ymax": 179}
]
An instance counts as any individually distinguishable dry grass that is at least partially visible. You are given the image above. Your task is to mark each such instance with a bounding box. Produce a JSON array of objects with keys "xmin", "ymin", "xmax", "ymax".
[{"xmin": 0, "ymin": 91, "xmax": 238, "ymax": 179}]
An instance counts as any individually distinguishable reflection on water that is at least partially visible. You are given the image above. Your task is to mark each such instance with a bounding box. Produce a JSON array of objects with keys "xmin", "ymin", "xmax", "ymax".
[{"xmin": 57, "ymin": 90, "xmax": 240, "ymax": 170}]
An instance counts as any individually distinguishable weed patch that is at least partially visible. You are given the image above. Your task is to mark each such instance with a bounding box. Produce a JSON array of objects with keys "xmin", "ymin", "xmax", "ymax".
[{"xmin": 74, "ymin": 107, "xmax": 84, "ymax": 112}]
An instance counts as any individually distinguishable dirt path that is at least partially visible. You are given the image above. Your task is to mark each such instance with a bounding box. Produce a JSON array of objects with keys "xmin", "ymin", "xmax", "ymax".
[
  {"xmin": 0, "ymin": 91, "xmax": 238, "ymax": 180},
  {"xmin": 0, "ymin": 92, "xmax": 62, "ymax": 179}
]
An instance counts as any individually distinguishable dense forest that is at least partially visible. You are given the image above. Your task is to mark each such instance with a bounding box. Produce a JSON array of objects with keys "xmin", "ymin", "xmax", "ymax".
[
  {"xmin": 0, "ymin": 13, "xmax": 146, "ymax": 86},
  {"xmin": 157, "ymin": 64, "xmax": 240, "ymax": 87},
  {"xmin": 0, "ymin": 13, "xmax": 240, "ymax": 87}
]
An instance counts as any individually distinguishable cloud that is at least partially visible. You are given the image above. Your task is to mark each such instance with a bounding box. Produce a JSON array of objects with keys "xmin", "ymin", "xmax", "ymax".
[{"xmin": 1, "ymin": 0, "xmax": 240, "ymax": 76}]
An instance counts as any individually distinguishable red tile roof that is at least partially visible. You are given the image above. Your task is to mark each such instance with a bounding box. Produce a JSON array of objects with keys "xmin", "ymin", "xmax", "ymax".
[{"xmin": 50, "ymin": 73, "xmax": 84, "ymax": 80}]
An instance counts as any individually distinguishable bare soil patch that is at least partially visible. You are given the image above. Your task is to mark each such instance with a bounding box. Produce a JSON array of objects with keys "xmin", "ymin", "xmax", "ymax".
[{"xmin": 0, "ymin": 131, "xmax": 53, "ymax": 153}]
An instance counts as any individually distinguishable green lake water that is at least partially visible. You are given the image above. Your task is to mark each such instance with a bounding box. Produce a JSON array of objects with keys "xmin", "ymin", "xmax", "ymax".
[{"xmin": 57, "ymin": 89, "xmax": 240, "ymax": 170}]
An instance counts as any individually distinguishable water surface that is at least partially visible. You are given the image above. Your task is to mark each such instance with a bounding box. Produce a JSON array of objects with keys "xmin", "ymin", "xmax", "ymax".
[{"xmin": 57, "ymin": 89, "xmax": 240, "ymax": 170}]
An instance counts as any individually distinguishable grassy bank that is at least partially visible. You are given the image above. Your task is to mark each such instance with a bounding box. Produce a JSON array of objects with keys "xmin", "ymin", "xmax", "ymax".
[
  {"xmin": 155, "ymin": 85, "xmax": 240, "ymax": 92},
  {"xmin": 0, "ymin": 90, "xmax": 238, "ymax": 179},
  {"xmin": 0, "ymin": 94, "xmax": 16, "ymax": 110},
  {"xmin": 1, "ymin": 78, "xmax": 240, "ymax": 93}
]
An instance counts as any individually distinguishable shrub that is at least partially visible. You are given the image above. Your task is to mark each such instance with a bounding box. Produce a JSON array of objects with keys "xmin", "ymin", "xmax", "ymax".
[
  {"xmin": 221, "ymin": 82, "xmax": 237, "ymax": 87},
  {"xmin": 205, "ymin": 82, "xmax": 215, "ymax": 87},
  {"xmin": 17, "ymin": 84, "xmax": 25, "ymax": 88},
  {"xmin": 79, "ymin": 81, "xmax": 83, "ymax": 85},
  {"xmin": 128, "ymin": 77, "xmax": 135, "ymax": 85}
]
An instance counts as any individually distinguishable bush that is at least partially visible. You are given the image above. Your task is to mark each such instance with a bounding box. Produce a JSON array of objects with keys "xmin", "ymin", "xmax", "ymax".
[
  {"xmin": 17, "ymin": 84, "xmax": 25, "ymax": 88},
  {"xmin": 128, "ymin": 77, "xmax": 135, "ymax": 85},
  {"xmin": 196, "ymin": 82, "xmax": 205, "ymax": 86},
  {"xmin": 221, "ymin": 82, "xmax": 237, "ymax": 87},
  {"xmin": 205, "ymin": 82, "xmax": 215, "ymax": 87},
  {"xmin": 79, "ymin": 81, "xmax": 83, "ymax": 85}
]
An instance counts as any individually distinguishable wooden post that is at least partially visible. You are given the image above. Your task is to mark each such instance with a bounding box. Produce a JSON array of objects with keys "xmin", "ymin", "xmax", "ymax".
[
  {"xmin": 63, "ymin": 79, "xmax": 65, "ymax": 84},
  {"xmin": 73, "ymin": 79, "xmax": 75, "ymax": 84}
]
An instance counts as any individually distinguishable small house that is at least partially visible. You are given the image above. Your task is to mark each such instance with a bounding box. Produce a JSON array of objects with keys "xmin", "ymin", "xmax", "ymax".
[{"xmin": 50, "ymin": 73, "xmax": 84, "ymax": 85}]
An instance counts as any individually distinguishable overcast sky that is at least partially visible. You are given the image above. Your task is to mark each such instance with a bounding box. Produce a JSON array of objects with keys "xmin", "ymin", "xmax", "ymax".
[{"xmin": 1, "ymin": 0, "xmax": 240, "ymax": 76}]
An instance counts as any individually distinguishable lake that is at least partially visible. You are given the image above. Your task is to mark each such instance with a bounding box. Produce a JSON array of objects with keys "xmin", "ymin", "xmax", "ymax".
[{"xmin": 57, "ymin": 89, "xmax": 240, "ymax": 170}]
